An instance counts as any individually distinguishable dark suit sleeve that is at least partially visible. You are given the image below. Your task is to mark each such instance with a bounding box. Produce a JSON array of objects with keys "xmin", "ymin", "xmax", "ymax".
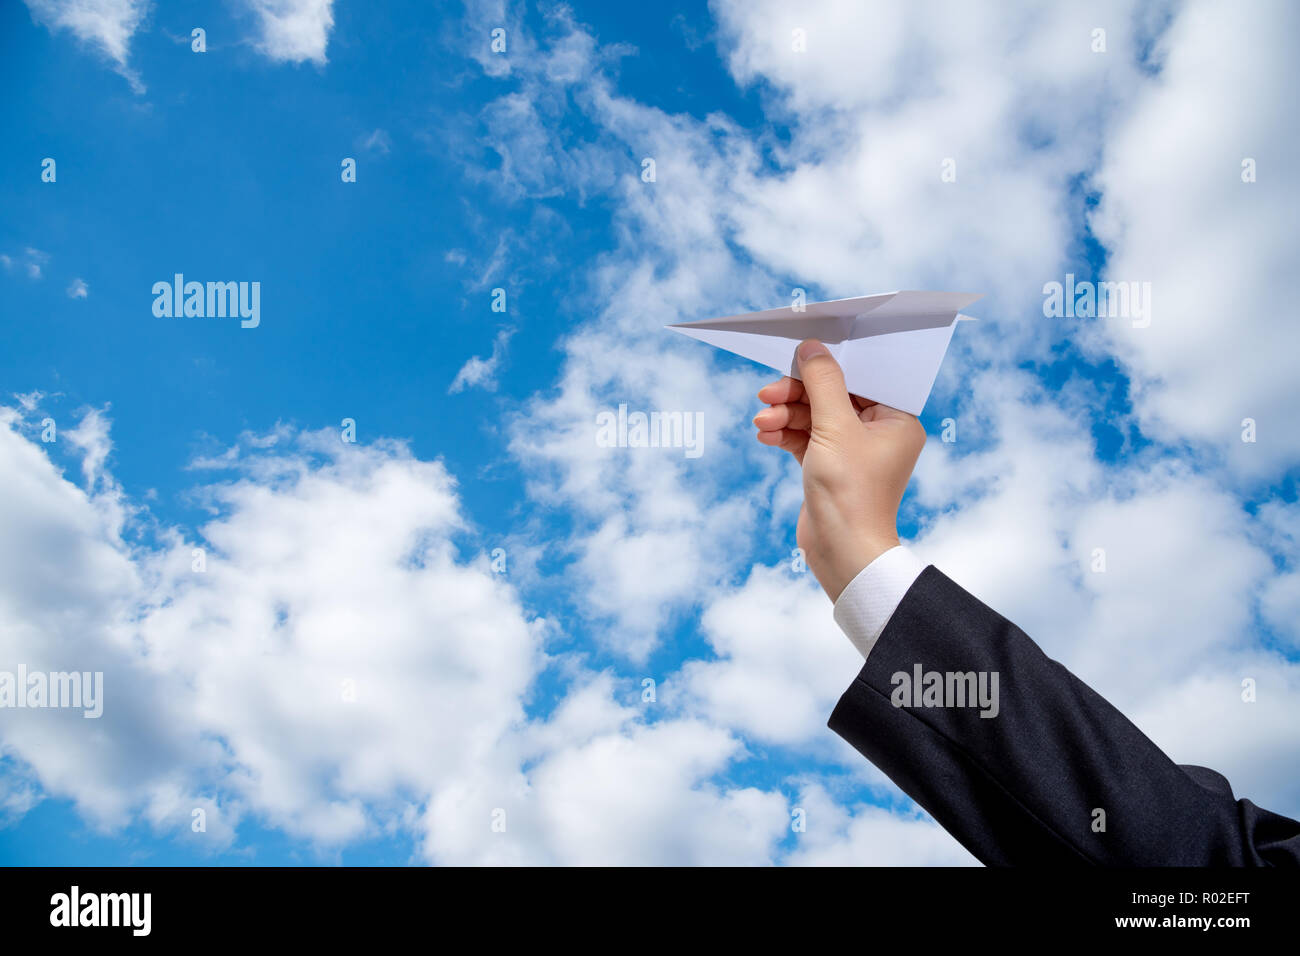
[{"xmin": 827, "ymin": 565, "xmax": 1300, "ymax": 866}]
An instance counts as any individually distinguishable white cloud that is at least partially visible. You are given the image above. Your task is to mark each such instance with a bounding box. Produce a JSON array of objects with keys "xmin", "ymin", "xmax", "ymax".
[
  {"xmin": 423, "ymin": 706, "xmax": 790, "ymax": 865},
  {"xmin": 360, "ymin": 129, "xmax": 391, "ymax": 155},
  {"xmin": 24, "ymin": 0, "xmax": 150, "ymax": 93},
  {"xmin": 63, "ymin": 404, "xmax": 115, "ymax": 489},
  {"xmin": 783, "ymin": 783, "xmax": 976, "ymax": 866},
  {"xmin": 681, "ymin": 563, "xmax": 865, "ymax": 748},
  {"xmin": 449, "ymin": 328, "xmax": 513, "ymax": 393},
  {"xmin": 1085, "ymin": 0, "xmax": 1300, "ymax": 476},
  {"xmin": 241, "ymin": 0, "xmax": 335, "ymax": 65},
  {"xmin": 24, "ymin": 0, "xmax": 341, "ymax": 81},
  {"xmin": 66, "ymin": 277, "xmax": 88, "ymax": 299},
  {"xmin": 27, "ymin": 248, "xmax": 49, "ymax": 279},
  {"xmin": 0, "ymin": 409, "xmax": 532, "ymax": 843},
  {"xmin": 12, "ymin": 391, "xmax": 45, "ymax": 413},
  {"xmin": 516, "ymin": 719, "xmax": 787, "ymax": 865},
  {"xmin": 0, "ymin": 408, "xmax": 809, "ymax": 863},
  {"xmin": 0, "ymin": 774, "xmax": 41, "ymax": 825},
  {"xmin": 3, "ymin": 247, "xmax": 50, "ymax": 280}
]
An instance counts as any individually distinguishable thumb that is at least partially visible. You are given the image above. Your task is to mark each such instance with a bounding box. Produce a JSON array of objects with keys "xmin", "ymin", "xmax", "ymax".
[{"xmin": 796, "ymin": 339, "xmax": 856, "ymax": 434}]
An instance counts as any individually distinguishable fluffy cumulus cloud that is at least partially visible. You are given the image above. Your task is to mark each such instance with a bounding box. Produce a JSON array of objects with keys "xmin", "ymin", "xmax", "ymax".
[
  {"xmin": 241, "ymin": 0, "xmax": 335, "ymax": 65},
  {"xmin": 681, "ymin": 564, "xmax": 866, "ymax": 749},
  {"xmin": 709, "ymin": 0, "xmax": 1163, "ymax": 347},
  {"xmin": 1085, "ymin": 0, "xmax": 1300, "ymax": 477},
  {"xmin": 1, "ymin": 405, "xmax": 864, "ymax": 864},
  {"xmin": 0, "ymin": 406, "xmax": 540, "ymax": 844},
  {"xmin": 783, "ymin": 784, "xmax": 977, "ymax": 866}
]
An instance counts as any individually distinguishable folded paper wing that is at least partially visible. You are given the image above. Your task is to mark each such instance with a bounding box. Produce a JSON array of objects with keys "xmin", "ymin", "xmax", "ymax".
[{"xmin": 667, "ymin": 290, "xmax": 981, "ymax": 416}]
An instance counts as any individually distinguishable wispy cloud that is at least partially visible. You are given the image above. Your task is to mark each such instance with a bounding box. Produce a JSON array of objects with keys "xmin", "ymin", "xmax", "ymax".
[
  {"xmin": 449, "ymin": 328, "xmax": 514, "ymax": 394},
  {"xmin": 12, "ymin": 391, "xmax": 45, "ymax": 413},
  {"xmin": 1, "ymin": 247, "xmax": 50, "ymax": 280},
  {"xmin": 24, "ymin": 0, "xmax": 150, "ymax": 94},
  {"xmin": 359, "ymin": 129, "xmax": 391, "ymax": 155}
]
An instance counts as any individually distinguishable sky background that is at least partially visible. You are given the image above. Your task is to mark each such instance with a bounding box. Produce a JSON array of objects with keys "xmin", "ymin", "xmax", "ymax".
[{"xmin": 1, "ymin": 0, "xmax": 1297, "ymax": 865}]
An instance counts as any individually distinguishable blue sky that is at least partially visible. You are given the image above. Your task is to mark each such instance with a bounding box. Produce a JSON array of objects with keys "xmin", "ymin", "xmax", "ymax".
[{"xmin": 1, "ymin": 0, "xmax": 1298, "ymax": 866}]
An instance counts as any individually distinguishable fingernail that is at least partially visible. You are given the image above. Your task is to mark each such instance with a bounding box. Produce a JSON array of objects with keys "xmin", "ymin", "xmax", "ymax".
[{"xmin": 798, "ymin": 340, "xmax": 828, "ymax": 361}]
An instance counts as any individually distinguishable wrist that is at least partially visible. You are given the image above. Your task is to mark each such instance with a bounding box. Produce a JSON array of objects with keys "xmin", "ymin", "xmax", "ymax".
[{"xmin": 817, "ymin": 534, "xmax": 900, "ymax": 602}]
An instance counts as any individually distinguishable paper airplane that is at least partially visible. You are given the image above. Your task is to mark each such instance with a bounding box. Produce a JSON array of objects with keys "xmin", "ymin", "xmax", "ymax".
[{"xmin": 668, "ymin": 290, "xmax": 981, "ymax": 416}]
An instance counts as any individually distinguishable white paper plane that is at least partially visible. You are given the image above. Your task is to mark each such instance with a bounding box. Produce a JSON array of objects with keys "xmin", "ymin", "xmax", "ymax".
[{"xmin": 667, "ymin": 290, "xmax": 981, "ymax": 416}]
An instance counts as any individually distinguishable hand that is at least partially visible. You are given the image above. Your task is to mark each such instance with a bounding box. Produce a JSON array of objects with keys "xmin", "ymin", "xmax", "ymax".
[{"xmin": 753, "ymin": 339, "xmax": 927, "ymax": 601}]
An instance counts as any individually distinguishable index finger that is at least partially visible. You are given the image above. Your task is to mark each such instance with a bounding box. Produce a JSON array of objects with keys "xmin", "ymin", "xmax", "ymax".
[{"xmin": 757, "ymin": 376, "xmax": 806, "ymax": 405}]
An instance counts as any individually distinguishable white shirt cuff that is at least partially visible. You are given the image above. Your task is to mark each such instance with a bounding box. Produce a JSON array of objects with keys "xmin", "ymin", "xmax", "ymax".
[{"xmin": 832, "ymin": 546, "xmax": 927, "ymax": 660}]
